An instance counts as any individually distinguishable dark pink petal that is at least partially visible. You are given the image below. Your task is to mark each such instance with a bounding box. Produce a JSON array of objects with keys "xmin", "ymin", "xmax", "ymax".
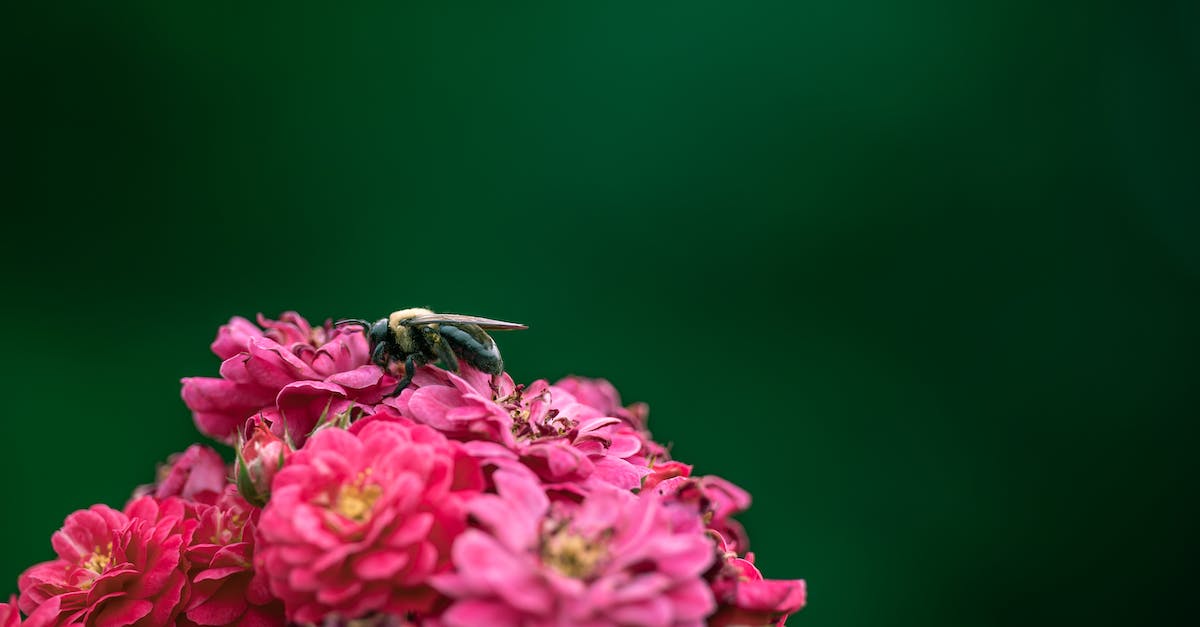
[
  {"xmin": 405, "ymin": 386, "xmax": 480, "ymax": 431},
  {"xmin": 310, "ymin": 335, "xmax": 370, "ymax": 377},
  {"xmin": 180, "ymin": 378, "xmax": 274, "ymax": 414},
  {"xmin": 245, "ymin": 339, "xmax": 318, "ymax": 387},
  {"xmin": 667, "ymin": 578, "xmax": 717, "ymax": 620},
  {"xmin": 275, "ymin": 380, "xmax": 354, "ymax": 445},
  {"xmin": 464, "ymin": 473, "xmax": 546, "ymax": 552},
  {"xmin": 736, "ymin": 578, "xmax": 807, "ymax": 614},
  {"xmin": 643, "ymin": 461, "xmax": 692, "ymax": 491},
  {"xmin": 325, "ymin": 365, "xmax": 385, "ymax": 393},
  {"xmin": 441, "ymin": 598, "xmax": 525, "ymax": 627},
  {"xmin": 589, "ymin": 456, "xmax": 650, "ymax": 490},
  {"xmin": 155, "ymin": 445, "xmax": 227, "ymax": 501},
  {"xmin": 520, "ymin": 441, "xmax": 593, "ymax": 482},
  {"xmin": 21, "ymin": 595, "xmax": 65, "ymax": 627},
  {"xmin": 192, "ymin": 566, "xmax": 245, "ymax": 584},
  {"xmin": 0, "ymin": 595, "xmax": 19, "ymax": 627},
  {"xmin": 703, "ymin": 475, "xmax": 752, "ymax": 519},
  {"xmin": 352, "ymin": 551, "xmax": 409, "ymax": 580},
  {"xmin": 605, "ymin": 430, "xmax": 644, "ymax": 459},
  {"xmin": 90, "ymin": 597, "xmax": 153, "ymax": 627},
  {"xmin": 186, "ymin": 579, "xmax": 249, "ymax": 626},
  {"xmin": 257, "ymin": 312, "xmax": 312, "ymax": 346},
  {"xmin": 211, "ymin": 317, "xmax": 263, "ymax": 360},
  {"xmin": 181, "ymin": 377, "xmax": 274, "ymax": 442},
  {"xmin": 605, "ymin": 596, "xmax": 673, "ymax": 626}
]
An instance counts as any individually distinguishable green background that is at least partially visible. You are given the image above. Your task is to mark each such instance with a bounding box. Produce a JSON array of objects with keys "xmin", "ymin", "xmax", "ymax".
[{"xmin": 3, "ymin": 2, "xmax": 1197, "ymax": 626}]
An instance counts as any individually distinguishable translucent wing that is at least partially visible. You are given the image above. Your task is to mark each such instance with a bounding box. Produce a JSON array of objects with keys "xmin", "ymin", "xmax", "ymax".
[{"xmin": 401, "ymin": 313, "xmax": 528, "ymax": 330}]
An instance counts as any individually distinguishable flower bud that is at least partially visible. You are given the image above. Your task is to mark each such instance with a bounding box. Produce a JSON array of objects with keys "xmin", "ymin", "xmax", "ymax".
[
  {"xmin": 236, "ymin": 417, "xmax": 290, "ymax": 507},
  {"xmin": 131, "ymin": 444, "xmax": 227, "ymax": 502}
]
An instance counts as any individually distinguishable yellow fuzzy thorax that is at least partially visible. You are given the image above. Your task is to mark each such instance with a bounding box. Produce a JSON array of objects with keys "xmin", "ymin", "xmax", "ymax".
[{"xmin": 388, "ymin": 308, "xmax": 435, "ymax": 330}]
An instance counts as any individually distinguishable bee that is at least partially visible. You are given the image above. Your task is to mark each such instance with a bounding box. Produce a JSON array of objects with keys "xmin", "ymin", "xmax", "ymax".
[{"xmin": 337, "ymin": 308, "xmax": 527, "ymax": 394}]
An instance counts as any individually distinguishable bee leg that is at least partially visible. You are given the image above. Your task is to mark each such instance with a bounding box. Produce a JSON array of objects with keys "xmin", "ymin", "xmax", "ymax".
[
  {"xmin": 370, "ymin": 342, "xmax": 389, "ymax": 367},
  {"xmin": 419, "ymin": 326, "xmax": 460, "ymax": 373},
  {"xmin": 390, "ymin": 354, "xmax": 421, "ymax": 396},
  {"xmin": 432, "ymin": 335, "xmax": 460, "ymax": 373}
]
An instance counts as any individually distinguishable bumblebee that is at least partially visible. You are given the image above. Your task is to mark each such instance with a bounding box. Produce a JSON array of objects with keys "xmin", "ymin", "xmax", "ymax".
[{"xmin": 337, "ymin": 308, "xmax": 527, "ymax": 394}]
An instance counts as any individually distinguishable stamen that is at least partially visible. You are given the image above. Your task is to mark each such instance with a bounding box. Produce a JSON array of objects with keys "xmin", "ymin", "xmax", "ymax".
[
  {"xmin": 541, "ymin": 529, "xmax": 606, "ymax": 579},
  {"xmin": 82, "ymin": 542, "xmax": 113, "ymax": 574},
  {"xmin": 333, "ymin": 469, "xmax": 382, "ymax": 522}
]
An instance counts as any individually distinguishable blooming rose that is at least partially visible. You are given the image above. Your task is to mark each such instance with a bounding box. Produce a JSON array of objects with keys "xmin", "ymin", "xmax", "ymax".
[
  {"xmin": 181, "ymin": 312, "xmax": 395, "ymax": 444},
  {"xmin": 256, "ymin": 419, "xmax": 483, "ymax": 623},
  {"xmin": 10, "ymin": 309, "xmax": 807, "ymax": 627},
  {"xmin": 180, "ymin": 487, "xmax": 283, "ymax": 627},
  {"xmin": 388, "ymin": 366, "xmax": 651, "ymax": 492},
  {"xmin": 650, "ymin": 470, "xmax": 753, "ymax": 554},
  {"xmin": 18, "ymin": 497, "xmax": 195, "ymax": 626},
  {"xmin": 552, "ymin": 375, "xmax": 650, "ymax": 432},
  {"xmin": 136, "ymin": 445, "xmax": 228, "ymax": 503},
  {"xmin": 551, "ymin": 378, "xmax": 669, "ymax": 468},
  {"xmin": 433, "ymin": 471, "xmax": 716, "ymax": 627}
]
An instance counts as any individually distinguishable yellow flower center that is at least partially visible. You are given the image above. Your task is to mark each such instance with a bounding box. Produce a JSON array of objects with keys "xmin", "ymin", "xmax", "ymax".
[
  {"xmin": 210, "ymin": 511, "xmax": 246, "ymax": 545},
  {"xmin": 333, "ymin": 469, "xmax": 382, "ymax": 522},
  {"xmin": 541, "ymin": 529, "xmax": 606, "ymax": 579},
  {"xmin": 83, "ymin": 542, "xmax": 113, "ymax": 574}
]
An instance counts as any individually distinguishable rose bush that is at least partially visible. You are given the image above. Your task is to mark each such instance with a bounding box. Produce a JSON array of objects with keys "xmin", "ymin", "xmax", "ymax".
[{"xmin": 7, "ymin": 311, "xmax": 805, "ymax": 626}]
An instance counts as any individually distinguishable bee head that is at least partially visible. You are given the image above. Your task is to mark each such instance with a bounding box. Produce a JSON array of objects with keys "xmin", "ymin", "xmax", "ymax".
[
  {"xmin": 334, "ymin": 318, "xmax": 394, "ymax": 348},
  {"xmin": 369, "ymin": 318, "xmax": 391, "ymax": 346}
]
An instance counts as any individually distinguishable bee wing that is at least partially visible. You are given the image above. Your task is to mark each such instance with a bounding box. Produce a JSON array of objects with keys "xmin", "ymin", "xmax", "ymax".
[{"xmin": 401, "ymin": 313, "xmax": 528, "ymax": 330}]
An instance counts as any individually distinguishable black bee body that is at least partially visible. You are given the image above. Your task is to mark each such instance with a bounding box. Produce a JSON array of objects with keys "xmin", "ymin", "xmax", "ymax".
[
  {"xmin": 433, "ymin": 324, "xmax": 504, "ymax": 373},
  {"xmin": 341, "ymin": 308, "xmax": 526, "ymax": 395}
]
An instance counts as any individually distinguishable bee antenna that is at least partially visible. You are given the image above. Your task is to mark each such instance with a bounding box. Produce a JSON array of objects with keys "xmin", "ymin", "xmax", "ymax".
[{"xmin": 334, "ymin": 318, "xmax": 371, "ymax": 332}]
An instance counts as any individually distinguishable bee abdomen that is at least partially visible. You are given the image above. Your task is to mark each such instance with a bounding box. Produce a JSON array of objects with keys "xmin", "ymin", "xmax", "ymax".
[{"xmin": 438, "ymin": 325, "xmax": 504, "ymax": 374}]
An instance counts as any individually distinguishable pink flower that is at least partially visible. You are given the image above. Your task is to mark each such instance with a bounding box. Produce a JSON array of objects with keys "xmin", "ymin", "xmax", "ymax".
[
  {"xmin": 182, "ymin": 488, "xmax": 284, "ymax": 627},
  {"xmin": 386, "ymin": 366, "xmax": 517, "ymax": 446},
  {"xmin": 643, "ymin": 461, "xmax": 693, "ymax": 491},
  {"xmin": 256, "ymin": 420, "xmax": 483, "ymax": 623},
  {"xmin": 18, "ymin": 497, "xmax": 196, "ymax": 626},
  {"xmin": 135, "ymin": 445, "xmax": 228, "ymax": 502},
  {"xmin": 388, "ymin": 366, "xmax": 652, "ymax": 492},
  {"xmin": 650, "ymin": 471, "xmax": 753, "ymax": 555},
  {"xmin": 235, "ymin": 416, "xmax": 291, "ymax": 507},
  {"xmin": 3, "ymin": 595, "xmax": 76, "ymax": 627},
  {"xmin": 433, "ymin": 471, "xmax": 716, "ymax": 627},
  {"xmin": 181, "ymin": 312, "xmax": 395, "ymax": 445},
  {"xmin": 707, "ymin": 536, "xmax": 806, "ymax": 627},
  {"xmin": 1, "ymin": 596, "xmax": 20, "ymax": 627},
  {"xmin": 552, "ymin": 375, "xmax": 649, "ymax": 432}
]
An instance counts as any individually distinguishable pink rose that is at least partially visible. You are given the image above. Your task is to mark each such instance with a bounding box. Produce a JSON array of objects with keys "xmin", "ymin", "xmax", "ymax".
[
  {"xmin": 182, "ymin": 488, "xmax": 284, "ymax": 626},
  {"xmin": 434, "ymin": 471, "xmax": 716, "ymax": 627},
  {"xmin": 19, "ymin": 498, "xmax": 196, "ymax": 626},
  {"xmin": 146, "ymin": 445, "xmax": 228, "ymax": 502},
  {"xmin": 256, "ymin": 420, "xmax": 483, "ymax": 622},
  {"xmin": 181, "ymin": 313, "xmax": 395, "ymax": 444}
]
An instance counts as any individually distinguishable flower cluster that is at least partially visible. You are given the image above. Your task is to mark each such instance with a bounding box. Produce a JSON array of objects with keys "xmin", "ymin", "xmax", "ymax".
[{"xmin": 6, "ymin": 312, "xmax": 805, "ymax": 626}]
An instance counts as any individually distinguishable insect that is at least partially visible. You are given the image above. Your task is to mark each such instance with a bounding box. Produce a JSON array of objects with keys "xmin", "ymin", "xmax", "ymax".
[{"xmin": 336, "ymin": 308, "xmax": 527, "ymax": 394}]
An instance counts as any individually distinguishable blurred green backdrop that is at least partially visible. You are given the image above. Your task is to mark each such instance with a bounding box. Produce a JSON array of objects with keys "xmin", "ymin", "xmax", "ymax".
[{"xmin": 2, "ymin": 2, "xmax": 1197, "ymax": 626}]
